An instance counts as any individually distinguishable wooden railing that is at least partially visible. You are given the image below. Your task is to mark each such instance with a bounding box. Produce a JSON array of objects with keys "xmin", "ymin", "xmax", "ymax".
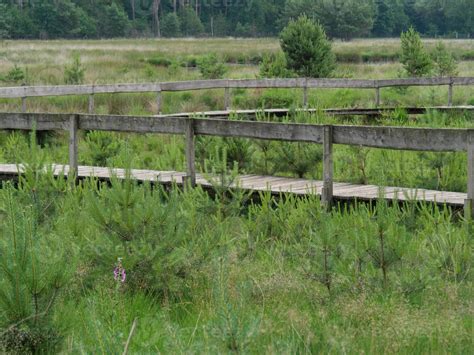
[
  {"xmin": 1, "ymin": 112, "xmax": 473, "ymax": 217},
  {"xmin": 1, "ymin": 77, "xmax": 473, "ymax": 113}
]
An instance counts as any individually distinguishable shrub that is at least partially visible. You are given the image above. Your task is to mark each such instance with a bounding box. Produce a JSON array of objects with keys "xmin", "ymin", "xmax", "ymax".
[
  {"xmin": 400, "ymin": 27, "xmax": 432, "ymax": 77},
  {"xmin": 146, "ymin": 56, "xmax": 173, "ymax": 67},
  {"xmin": 259, "ymin": 53, "xmax": 294, "ymax": 78},
  {"xmin": 83, "ymin": 131, "xmax": 121, "ymax": 166},
  {"xmin": 431, "ymin": 42, "xmax": 458, "ymax": 77},
  {"xmin": 4, "ymin": 65, "xmax": 26, "ymax": 83},
  {"xmin": 64, "ymin": 54, "xmax": 85, "ymax": 85},
  {"xmin": 197, "ymin": 54, "xmax": 227, "ymax": 79},
  {"xmin": 256, "ymin": 89, "xmax": 296, "ymax": 109},
  {"xmin": 280, "ymin": 15, "xmax": 335, "ymax": 78}
]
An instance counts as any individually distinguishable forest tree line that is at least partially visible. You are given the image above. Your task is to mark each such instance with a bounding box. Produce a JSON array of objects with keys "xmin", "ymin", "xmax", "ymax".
[{"xmin": 0, "ymin": 0, "xmax": 473, "ymax": 40}]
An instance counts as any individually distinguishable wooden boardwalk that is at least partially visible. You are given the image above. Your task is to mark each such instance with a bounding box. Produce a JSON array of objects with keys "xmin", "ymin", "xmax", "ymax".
[{"xmin": 0, "ymin": 164, "xmax": 466, "ymax": 207}]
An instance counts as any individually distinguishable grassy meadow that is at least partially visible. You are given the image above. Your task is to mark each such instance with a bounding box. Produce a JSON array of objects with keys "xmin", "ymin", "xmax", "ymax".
[{"xmin": 0, "ymin": 38, "xmax": 473, "ymax": 353}]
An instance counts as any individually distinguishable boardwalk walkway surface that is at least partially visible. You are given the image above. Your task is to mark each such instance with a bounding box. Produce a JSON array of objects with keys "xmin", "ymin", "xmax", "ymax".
[{"xmin": 0, "ymin": 164, "xmax": 466, "ymax": 207}]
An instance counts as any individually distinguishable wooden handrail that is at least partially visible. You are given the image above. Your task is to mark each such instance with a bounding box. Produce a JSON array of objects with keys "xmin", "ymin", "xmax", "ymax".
[
  {"xmin": 1, "ymin": 111, "xmax": 473, "ymax": 216},
  {"xmin": 1, "ymin": 77, "xmax": 473, "ymax": 99}
]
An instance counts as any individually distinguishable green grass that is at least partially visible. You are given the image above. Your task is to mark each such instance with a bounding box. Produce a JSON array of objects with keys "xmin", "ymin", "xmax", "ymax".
[{"xmin": 0, "ymin": 157, "xmax": 471, "ymax": 353}]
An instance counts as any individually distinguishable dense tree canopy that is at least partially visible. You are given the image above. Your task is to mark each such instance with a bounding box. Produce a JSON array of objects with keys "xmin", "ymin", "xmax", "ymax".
[{"xmin": 0, "ymin": 0, "xmax": 472, "ymax": 39}]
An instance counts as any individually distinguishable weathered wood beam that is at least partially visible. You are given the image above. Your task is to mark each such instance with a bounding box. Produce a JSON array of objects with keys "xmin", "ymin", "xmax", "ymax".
[
  {"xmin": 21, "ymin": 97, "xmax": 27, "ymax": 113},
  {"xmin": 184, "ymin": 118, "xmax": 196, "ymax": 187},
  {"xmin": 88, "ymin": 94, "xmax": 94, "ymax": 114},
  {"xmin": 375, "ymin": 87, "xmax": 381, "ymax": 107},
  {"xmin": 322, "ymin": 125, "xmax": 333, "ymax": 208},
  {"xmin": 0, "ymin": 112, "xmax": 469, "ymax": 152},
  {"xmin": 448, "ymin": 83, "xmax": 453, "ymax": 107},
  {"xmin": 332, "ymin": 125, "xmax": 467, "ymax": 152},
  {"xmin": 224, "ymin": 87, "xmax": 230, "ymax": 111},
  {"xmin": 68, "ymin": 115, "xmax": 79, "ymax": 178},
  {"xmin": 1, "ymin": 77, "xmax": 472, "ymax": 99},
  {"xmin": 466, "ymin": 130, "xmax": 474, "ymax": 219}
]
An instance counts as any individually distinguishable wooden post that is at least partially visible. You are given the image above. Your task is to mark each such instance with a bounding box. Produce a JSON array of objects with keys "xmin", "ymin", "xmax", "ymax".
[
  {"xmin": 88, "ymin": 94, "xmax": 94, "ymax": 114},
  {"xmin": 184, "ymin": 117, "xmax": 196, "ymax": 188},
  {"xmin": 224, "ymin": 87, "xmax": 230, "ymax": 111},
  {"xmin": 321, "ymin": 125, "xmax": 333, "ymax": 208},
  {"xmin": 448, "ymin": 83, "xmax": 453, "ymax": 107},
  {"xmin": 69, "ymin": 115, "xmax": 79, "ymax": 179},
  {"xmin": 21, "ymin": 97, "xmax": 27, "ymax": 113},
  {"xmin": 156, "ymin": 91, "xmax": 162, "ymax": 114},
  {"xmin": 303, "ymin": 85, "xmax": 308, "ymax": 108},
  {"xmin": 465, "ymin": 130, "xmax": 474, "ymax": 219},
  {"xmin": 375, "ymin": 87, "xmax": 381, "ymax": 107}
]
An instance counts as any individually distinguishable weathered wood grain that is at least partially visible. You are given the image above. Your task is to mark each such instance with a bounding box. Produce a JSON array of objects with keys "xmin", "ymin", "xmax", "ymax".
[
  {"xmin": 21, "ymin": 97, "xmax": 27, "ymax": 113},
  {"xmin": 88, "ymin": 94, "xmax": 94, "ymax": 114},
  {"xmin": 224, "ymin": 87, "xmax": 230, "ymax": 111},
  {"xmin": 466, "ymin": 130, "xmax": 474, "ymax": 218},
  {"xmin": 68, "ymin": 115, "xmax": 79, "ymax": 178},
  {"xmin": 78, "ymin": 114, "xmax": 185, "ymax": 134},
  {"xmin": 322, "ymin": 125, "xmax": 333, "ymax": 207},
  {"xmin": 0, "ymin": 163, "xmax": 467, "ymax": 207},
  {"xmin": 0, "ymin": 112, "xmax": 469, "ymax": 152},
  {"xmin": 448, "ymin": 84, "xmax": 453, "ymax": 107},
  {"xmin": 185, "ymin": 118, "xmax": 196, "ymax": 187},
  {"xmin": 0, "ymin": 112, "xmax": 70, "ymax": 130},
  {"xmin": 193, "ymin": 118, "xmax": 325, "ymax": 142},
  {"xmin": 332, "ymin": 125, "xmax": 467, "ymax": 152},
  {"xmin": 2, "ymin": 77, "xmax": 472, "ymax": 99}
]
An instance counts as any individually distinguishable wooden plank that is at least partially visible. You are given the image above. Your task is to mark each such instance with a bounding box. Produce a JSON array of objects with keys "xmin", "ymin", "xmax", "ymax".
[
  {"xmin": 1, "ymin": 77, "xmax": 472, "ymax": 99},
  {"xmin": 229, "ymin": 78, "xmax": 306, "ymax": 89},
  {"xmin": 92, "ymin": 83, "xmax": 162, "ymax": 94},
  {"xmin": 79, "ymin": 114, "xmax": 185, "ymax": 134},
  {"xmin": 244, "ymin": 177, "xmax": 293, "ymax": 189},
  {"xmin": 452, "ymin": 77, "xmax": 474, "ymax": 86},
  {"xmin": 184, "ymin": 118, "xmax": 196, "ymax": 187},
  {"xmin": 466, "ymin": 130, "xmax": 474, "ymax": 219},
  {"xmin": 322, "ymin": 125, "xmax": 333, "ymax": 207},
  {"xmin": 88, "ymin": 94, "xmax": 94, "ymax": 114},
  {"xmin": 377, "ymin": 77, "xmax": 451, "ymax": 88},
  {"xmin": 0, "ymin": 163, "xmax": 467, "ymax": 206},
  {"xmin": 156, "ymin": 91, "xmax": 162, "ymax": 114},
  {"xmin": 375, "ymin": 87, "xmax": 380, "ymax": 107},
  {"xmin": 194, "ymin": 118, "xmax": 324, "ymax": 142},
  {"xmin": 0, "ymin": 112, "xmax": 70, "ymax": 130},
  {"xmin": 307, "ymin": 78, "xmax": 376, "ymax": 89},
  {"xmin": 333, "ymin": 125, "xmax": 467, "ymax": 152},
  {"xmin": 161, "ymin": 80, "xmax": 228, "ymax": 91},
  {"xmin": 303, "ymin": 84, "xmax": 308, "ymax": 108},
  {"xmin": 335, "ymin": 185, "xmax": 381, "ymax": 197},
  {"xmin": 224, "ymin": 87, "xmax": 231, "ymax": 111},
  {"xmin": 448, "ymin": 83, "xmax": 453, "ymax": 107},
  {"xmin": 68, "ymin": 115, "xmax": 79, "ymax": 178},
  {"xmin": 21, "ymin": 97, "xmax": 27, "ymax": 113}
]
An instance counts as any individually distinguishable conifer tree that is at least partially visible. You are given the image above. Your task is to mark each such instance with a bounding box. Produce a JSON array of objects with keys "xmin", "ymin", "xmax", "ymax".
[
  {"xmin": 400, "ymin": 27, "xmax": 432, "ymax": 77},
  {"xmin": 280, "ymin": 15, "xmax": 335, "ymax": 78}
]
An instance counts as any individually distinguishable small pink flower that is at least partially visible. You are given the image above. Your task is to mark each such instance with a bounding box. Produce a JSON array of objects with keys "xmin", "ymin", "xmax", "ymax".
[{"xmin": 114, "ymin": 258, "xmax": 126, "ymax": 283}]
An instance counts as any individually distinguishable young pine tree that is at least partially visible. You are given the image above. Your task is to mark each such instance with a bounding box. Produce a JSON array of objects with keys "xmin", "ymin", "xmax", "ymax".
[
  {"xmin": 431, "ymin": 42, "xmax": 458, "ymax": 77},
  {"xmin": 400, "ymin": 27, "xmax": 432, "ymax": 77},
  {"xmin": 280, "ymin": 15, "xmax": 336, "ymax": 78}
]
